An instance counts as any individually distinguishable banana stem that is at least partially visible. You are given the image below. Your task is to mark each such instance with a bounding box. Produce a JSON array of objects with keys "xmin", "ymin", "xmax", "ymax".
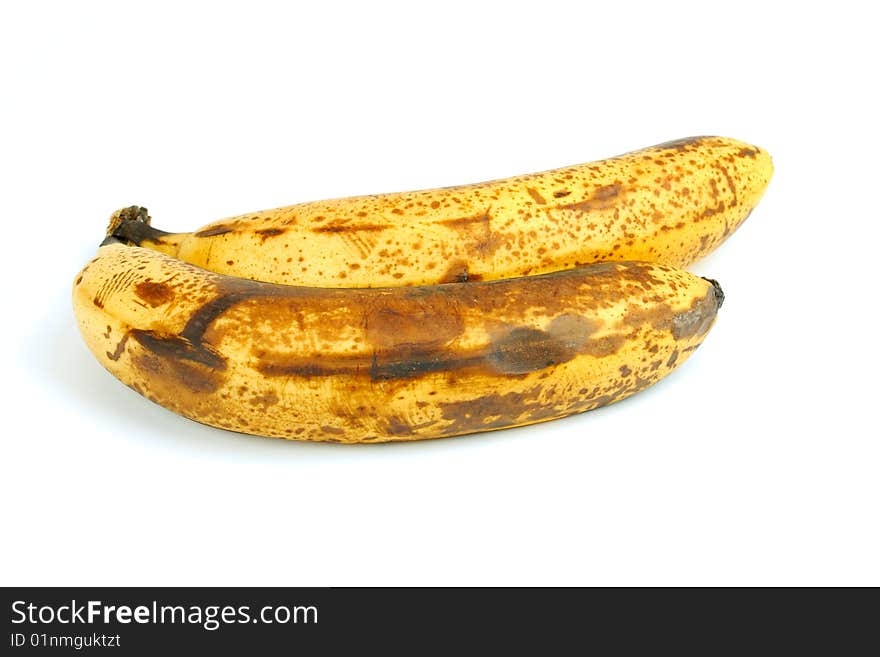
[{"xmin": 101, "ymin": 206, "xmax": 185, "ymax": 256}]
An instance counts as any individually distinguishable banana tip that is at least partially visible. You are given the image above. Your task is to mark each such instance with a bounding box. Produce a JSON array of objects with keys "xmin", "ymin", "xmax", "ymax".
[{"xmin": 701, "ymin": 277, "xmax": 725, "ymax": 310}]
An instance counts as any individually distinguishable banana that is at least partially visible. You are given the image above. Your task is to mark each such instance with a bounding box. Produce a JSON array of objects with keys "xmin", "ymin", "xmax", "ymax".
[
  {"xmin": 110, "ymin": 135, "xmax": 771, "ymax": 288},
  {"xmin": 72, "ymin": 241, "xmax": 722, "ymax": 443}
]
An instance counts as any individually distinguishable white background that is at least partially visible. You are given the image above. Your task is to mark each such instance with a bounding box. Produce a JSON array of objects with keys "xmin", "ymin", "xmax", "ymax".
[{"xmin": 2, "ymin": 1, "xmax": 877, "ymax": 586}]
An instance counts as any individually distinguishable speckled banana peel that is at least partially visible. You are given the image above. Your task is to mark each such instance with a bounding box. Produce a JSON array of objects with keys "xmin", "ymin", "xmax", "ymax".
[
  {"xmin": 111, "ymin": 135, "xmax": 771, "ymax": 287},
  {"xmin": 72, "ymin": 242, "xmax": 722, "ymax": 443}
]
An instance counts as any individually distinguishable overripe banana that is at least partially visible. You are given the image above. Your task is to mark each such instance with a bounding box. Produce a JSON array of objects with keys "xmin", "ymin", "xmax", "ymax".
[
  {"xmin": 111, "ymin": 135, "xmax": 771, "ymax": 287},
  {"xmin": 72, "ymin": 241, "xmax": 722, "ymax": 442}
]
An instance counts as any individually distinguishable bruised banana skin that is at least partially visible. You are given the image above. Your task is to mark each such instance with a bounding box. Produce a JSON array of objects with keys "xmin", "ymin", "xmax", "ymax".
[
  {"xmin": 73, "ymin": 242, "xmax": 721, "ymax": 443},
  {"xmin": 116, "ymin": 135, "xmax": 771, "ymax": 287}
]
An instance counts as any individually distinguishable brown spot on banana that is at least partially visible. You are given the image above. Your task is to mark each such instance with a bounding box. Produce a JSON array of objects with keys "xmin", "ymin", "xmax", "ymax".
[
  {"xmin": 553, "ymin": 183, "xmax": 623, "ymax": 214},
  {"xmin": 653, "ymin": 136, "xmax": 710, "ymax": 151},
  {"xmin": 439, "ymin": 210, "xmax": 493, "ymax": 228},
  {"xmin": 312, "ymin": 221, "xmax": 391, "ymax": 233},
  {"xmin": 385, "ymin": 416, "xmax": 421, "ymax": 437},
  {"xmin": 438, "ymin": 387, "xmax": 556, "ymax": 437},
  {"xmin": 106, "ymin": 332, "xmax": 130, "ymax": 361},
  {"xmin": 134, "ymin": 280, "xmax": 175, "ymax": 307},
  {"xmin": 439, "ymin": 260, "xmax": 479, "ymax": 283},
  {"xmin": 194, "ymin": 224, "xmax": 235, "ymax": 237},
  {"xmin": 249, "ymin": 391, "xmax": 279, "ymax": 409},
  {"xmin": 526, "ymin": 187, "xmax": 547, "ymax": 204},
  {"xmin": 72, "ymin": 243, "xmax": 722, "ymax": 442},
  {"xmin": 255, "ymin": 227, "xmax": 285, "ymax": 240}
]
